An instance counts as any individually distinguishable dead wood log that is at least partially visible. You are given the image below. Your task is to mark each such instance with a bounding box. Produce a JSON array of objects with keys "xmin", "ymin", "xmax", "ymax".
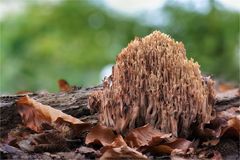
[
  {"xmin": 0, "ymin": 85, "xmax": 239, "ymax": 137},
  {"xmin": 0, "ymin": 85, "xmax": 102, "ymax": 137},
  {"xmin": 214, "ymin": 88, "xmax": 240, "ymax": 111}
]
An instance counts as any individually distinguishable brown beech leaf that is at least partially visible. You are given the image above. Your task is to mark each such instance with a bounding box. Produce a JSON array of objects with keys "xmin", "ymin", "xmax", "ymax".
[
  {"xmin": 99, "ymin": 135, "xmax": 147, "ymax": 160},
  {"xmin": 16, "ymin": 96, "xmax": 85, "ymax": 132},
  {"xmin": 58, "ymin": 79, "xmax": 72, "ymax": 92},
  {"xmin": 100, "ymin": 135, "xmax": 127, "ymax": 153},
  {"xmin": 125, "ymin": 124, "xmax": 172, "ymax": 149},
  {"xmin": 85, "ymin": 124, "xmax": 117, "ymax": 146},
  {"xmin": 149, "ymin": 145, "xmax": 173, "ymax": 154},
  {"xmin": 100, "ymin": 146, "xmax": 148, "ymax": 160},
  {"xmin": 149, "ymin": 138, "xmax": 192, "ymax": 155},
  {"xmin": 221, "ymin": 117, "xmax": 240, "ymax": 138},
  {"xmin": 194, "ymin": 117, "xmax": 228, "ymax": 139}
]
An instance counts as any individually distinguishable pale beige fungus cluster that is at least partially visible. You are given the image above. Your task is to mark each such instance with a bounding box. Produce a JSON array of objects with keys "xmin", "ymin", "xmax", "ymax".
[{"xmin": 89, "ymin": 31, "xmax": 215, "ymax": 137}]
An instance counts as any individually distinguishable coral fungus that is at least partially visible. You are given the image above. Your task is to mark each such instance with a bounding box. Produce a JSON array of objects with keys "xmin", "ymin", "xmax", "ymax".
[{"xmin": 89, "ymin": 31, "xmax": 215, "ymax": 137}]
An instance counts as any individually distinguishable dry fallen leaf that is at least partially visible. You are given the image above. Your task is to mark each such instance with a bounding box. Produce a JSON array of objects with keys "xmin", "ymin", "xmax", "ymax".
[
  {"xmin": 100, "ymin": 135, "xmax": 127, "ymax": 153},
  {"xmin": 58, "ymin": 79, "xmax": 73, "ymax": 92},
  {"xmin": 149, "ymin": 138, "xmax": 192, "ymax": 155},
  {"xmin": 100, "ymin": 145, "xmax": 148, "ymax": 160},
  {"xmin": 221, "ymin": 117, "xmax": 240, "ymax": 138},
  {"xmin": 149, "ymin": 145, "xmax": 173, "ymax": 154},
  {"xmin": 194, "ymin": 108, "xmax": 239, "ymax": 140},
  {"xmin": 125, "ymin": 124, "xmax": 172, "ymax": 149},
  {"xmin": 100, "ymin": 136, "xmax": 147, "ymax": 160},
  {"xmin": 194, "ymin": 117, "xmax": 228, "ymax": 139},
  {"xmin": 88, "ymin": 124, "xmax": 191, "ymax": 158},
  {"xmin": 86, "ymin": 128, "xmax": 148, "ymax": 160},
  {"xmin": 85, "ymin": 124, "xmax": 116, "ymax": 146},
  {"xmin": 16, "ymin": 96, "xmax": 86, "ymax": 132}
]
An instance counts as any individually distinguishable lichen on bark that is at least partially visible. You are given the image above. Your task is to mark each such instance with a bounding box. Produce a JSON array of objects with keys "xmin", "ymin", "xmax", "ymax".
[{"xmin": 89, "ymin": 31, "xmax": 215, "ymax": 137}]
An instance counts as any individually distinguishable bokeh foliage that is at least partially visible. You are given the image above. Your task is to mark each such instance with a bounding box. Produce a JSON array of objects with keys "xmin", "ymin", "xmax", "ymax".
[
  {"xmin": 0, "ymin": 0, "xmax": 239, "ymax": 93},
  {"xmin": 163, "ymin": 1, "xmax": 239, "ymax": 80}
]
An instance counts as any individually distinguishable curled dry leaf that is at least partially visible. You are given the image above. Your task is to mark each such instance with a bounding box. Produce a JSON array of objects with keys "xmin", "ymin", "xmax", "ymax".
[
  {"xmin": 58, "ymin": 79, "xmax": 73, "ymax": 92},
  {"xmin": 86, "ymin": 131, "xmax": 148, "ymax": 160},
  {"xmin": 85, "ymin": 124, "xmax": 116, "ymax": 146},
  {"xmin": 100, "ymin": 136, "xmax": 147, "ymax": 160},
  {"xmin": 100, "ymin": 146, "xmax": 148, "ymax": 160},
  {"xmin": 149, "ymin": 138, "xmax": 192, "ymax": 155},
  {"xmin": 149, "ymin": 145, "xmax": 172, "ymax": 154},
  {"xmin": 194, "ymin": 117, "xmax": 228, "ymax": 139},
  {"xmin": 16, "ymin": 96, "xmax": 86, "ymax": 132},
  {"xmin": 194, "ymin": 110, "xmax": 239, "ymax": 140},
  {"xmin": 221, "ymin": 117, "xmax": 240, "ymax": 138},
  {"xmin": 125, "ymin": 124, "xmax": 172, "ymax": 149},
  {"xmin": 100, "ymin": 135, "xmax": 127, "ymax": 153}
]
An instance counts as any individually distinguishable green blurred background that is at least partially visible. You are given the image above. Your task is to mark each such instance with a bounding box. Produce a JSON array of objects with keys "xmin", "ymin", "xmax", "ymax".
[{"xmin": 0, "ymin": 0, "xmax": 239, "ymax": 93}]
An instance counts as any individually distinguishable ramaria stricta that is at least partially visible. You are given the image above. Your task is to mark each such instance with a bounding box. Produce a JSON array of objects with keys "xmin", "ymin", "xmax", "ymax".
[{"xmin": 89, "ymin": 31, "xmax": 215, "ymax": 137}]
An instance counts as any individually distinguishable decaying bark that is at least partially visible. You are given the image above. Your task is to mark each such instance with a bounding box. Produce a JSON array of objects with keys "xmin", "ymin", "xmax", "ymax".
[
  {"xmin": 89, "ymin": 31, "xmax": 216, "ymax": 137},
  {"xmin": 215, "ymin": 88, "xmax": 240, "ymax": 111}
]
